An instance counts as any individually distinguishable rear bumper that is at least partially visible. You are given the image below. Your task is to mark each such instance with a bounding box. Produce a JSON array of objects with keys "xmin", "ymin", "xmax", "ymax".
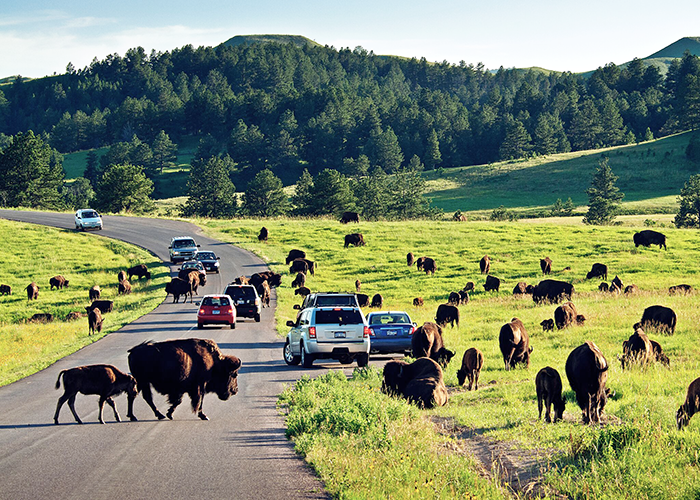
[
  {"xmin": 234, "ymin": 305, "xmax": 260, "ymax": 318},
  {"xmin": 369, "ymin": 338, "xmax": 412, "ymax": 354},
  {"xmin": 306, "ymin": 340, "xmax": 369, "ymax": 356}
]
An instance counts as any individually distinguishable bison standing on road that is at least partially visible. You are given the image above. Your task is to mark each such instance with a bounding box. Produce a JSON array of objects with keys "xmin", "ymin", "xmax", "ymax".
[
  {"xmin": 26, "ymin": 282, "xmax": 39, "ymax": 300},
  {"xmin": 634, "ymin": 229, "xmax": 667, "ymax": 250},
  {"xmin": 127, "ymin": 338, "xmax": 242, "ymax": 421},
  {"xmin": 540, "ymin": 257, "xmax": 552, "ymax": 275},
  {"xmin": 382, "ymin": 357, "xmax": 448, "ymax": 409},
  {"xmin": 499, "ymin": 318, "xmax": 532, "ymax": 370},
  {"xmin": 456, "ymin": 348, "xmax": 484, "ymax": 390},
  {"xmin": 127, "ymin": 264, "xmax": 151, "ymax": 280},
  {"xmin": 586, "ymin": 263, "xmax": 608, "ymax": 280},
  {"xmin": 677, "ymin": 377, "xmax": 700, "ymax": 430},
  {"xmin": 536, "ymin": 366, "xmax": 566, "ymax": 423},
  {"xmin": 54, "ymin": 364, "xmax": 138, "ymax": 425},
  {"xmin": 435, "ymin": 304, "xmax": 459, "ymax": 328},
  {"xmin": 50, "ymin": 276, "xmax": 69, "ymax": 290},
  {"xmin": 344, "ymin": 233, "xmax": 365, "ymax": 248},
  {"xmin": 339, "ymin": 211, "xmax": 360, "ymax": 223},
  {"xmin": 637, "ymin": 305, "xmax": 677, "ymax": 335},
  {"xmin": 165, "ymin": 277, "xmax": 193, "ymax": 303},
  {"xmin": 532, "ymin": 279, "xmax": 574, "ymax": 304},
  {"xmin": 565, "ymin": 341, "xmax": 610, "ymax": 424},
  {"xmin": 480, "ymin": 255, "xmax": 491, "ymax": 274},
  {"xmin": 411, "ymin": 322, "xmax": 455, "ymax": 368}
]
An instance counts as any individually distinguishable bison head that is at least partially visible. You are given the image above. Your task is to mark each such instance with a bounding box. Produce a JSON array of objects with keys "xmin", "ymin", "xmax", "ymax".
[
  {"xmin": 456, "ymin": 367, "xmax": 467, "ymax": 386},
  {"xmin": 381, "ymin": 361, "xmax": 408, "ymax": 396},
  {"xmin": 677, "ymin": 405, "xmax": 690, "ymax": 430},
  {"xmin": 576, "ymin": 314, "xmax": 586, "ymax": 325},
  {"xmin": 208, "ymin": 355, "xmax": 242, "ymax": 400},
  {"xmin": 435, "ymin": 348, "xmax": 455, "ymax": 368}
]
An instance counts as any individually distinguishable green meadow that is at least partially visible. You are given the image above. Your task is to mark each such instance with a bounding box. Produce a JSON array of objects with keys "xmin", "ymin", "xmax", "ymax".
[
  {"xmin": 0, "ymin": 219, "xmax": 169, "ymax": 386},
  {"xmin": 201, "ymin": 217, "xmax": 700, "ymax": 499}
]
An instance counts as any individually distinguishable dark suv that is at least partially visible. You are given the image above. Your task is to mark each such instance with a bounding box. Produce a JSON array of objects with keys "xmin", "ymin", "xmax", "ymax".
[
  {"xmin": 223, "ymin": 283, "xmax": 262, "ymax": 322},
  {"xmin": 298, "ymin": 292, "xmax": 360, "ymax": 310}
]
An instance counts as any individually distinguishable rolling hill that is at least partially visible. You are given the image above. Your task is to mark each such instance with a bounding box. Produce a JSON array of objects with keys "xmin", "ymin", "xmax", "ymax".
[{"xmin": 219, "ymin": 34, "xmax": 321, "ymax": 49}]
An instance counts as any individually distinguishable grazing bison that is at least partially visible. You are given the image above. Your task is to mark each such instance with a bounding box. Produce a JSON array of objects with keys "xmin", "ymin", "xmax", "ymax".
[
  {"xmin": 483, "ymin": 275, "xmax": 500, "ymax": 292},
  {"xmin": 86, "ymin": 307, "xmax": 103, "ymax": 335},
  {"xmin": 540, "ymin": 257, "xmax": 552, "ymax": 275},
  {"xmin": 480, "ymin": 255, "xmax": 490, "ymax": 274},
  {"xmin": 599, "ymin": 282, "xmax": 609, "ymax": 292},
  {"xmin": 499, "ymin": 318, "xmax": 532, "ymax": 370},
  {"xmin": 371, "ymin": 293, "xmax": 383, "ymax": 308},
  {"xmin": 540, "ymin": 318, "xmax": 555, "ymax": 331},
  {"xmin": 382, "ymin": 357, "xmax": 448, "ymax": 409},
  {"xmin": 532, "ymin": 279, "xmax": 574, "ymax": 304},
  {"xmin": 513, "ymin": 282, "xmax": 533, "ymax": 295},
  {"xmin": 355, "ymin": 279, "xmax": 361, "ymax": 292},
  {"xmin": 610, "ymin": 276, "xmax": 623, "ymax": 293},
  {"xmin": 356, "ymin": 293, "xmax": 370, "ymax": 307},
  {"xmin": 422, "ymin": 257, "xmax": 437, "ymax": 275},
  {"xmin": 258, "ymin": 226, "xmax": 268, "ymax": 242},
  {"xmin": 344, "ymin": 233, "xmax": 365, "ymax": 248},
  {"xmin": 54, "ymin": 364, "xmax": 138, "ymax": 425},
  {"xmin": 289, "ymin": 258, "xmax": 309, "ymax": 275},
  {"xmin": 456, "ymin": 347, "xmax": 484, "ymax": 390},
  {"xmin": 29, "ymin": 313, "xmax": 53, "ymax": 323},
  {"xmin": 50, "ymin": 275, "xmax": 69, "ymax": 290},
  {"xmin": 634, "ymin": 229, "xmax": 667, "ymax": 250},
  {"xmin": 291, "ymin": 272, "xmax": 306, "ymax": 288},
  {"xmin": 66, "ymin": 311, "xmax": 84, "ymax": 321},
  {"xmin": 463, "ymin": 282, "xmax": 475, "ymax": 292},
  {"xmin": 536, "ymin": 367, "xmax": 566, "ymax": 423},
  {"xmin": 0, "ymin": 284, "xmax": 11, "ymax": 295},
  {"xmin": 285, "ymin": 249, "xmax": 306, "ymax": 265},
  {"xmin": 118, "ymin": 280, "xmax": 132, "ymax": 295},
  {"xmin": 458, "ymin": 290, "xmax": 470, "ymax": 305},
  {"xmin": 554, "ymin": 301, "xmax": 585, "ymax": 329},
  {"xmin": 677, "ymin": 377, "xmax": 700, "ymax": 430},
  {"xmin": 669, "ymin": 284, "xmax": 693, "ymax": 295},
  {"xmin": 127, "ymin": 338, "xmax": 242, "ymax": 421},
  {"xmin": 26, "ymin": 282, "xmax": 39, "ymax": 300},
  {"xmin": 339, "ymin": 211, "xmax": 360, "ymax": 224},
  {"xmin": 89, "ymin": 285, "xmax": 101, "ymax": 301},
  {"xmin": 650, "ymin": 339, "xmax": 670, "ymax": 366},
  {"xmin": 436, "ymin": 304, "xmax": 459, "ymax": 328},
  {"xmin": 619, "ymin": 329, "xmax": 654, "ymax": 369},
  {"xmin": 90, "ymin": 300, "xmax": 114, "ymax": 314},
  {"xmin": 637, "ymin": 305, "xmax": 677, "ymax": 335},
  {"xmin": 295, "ymin": 286, "xmax": 311, "ymax": 297},
  {"xmin": 415, "ymin": 256, "xmax": 426, "ymax": 271},
  {"xmin": 301, "ymin": 259, "xmax": 316, "ymax": 277},
  {"xmin": 565, "ymin": 341, "xmax": 609, "ymax": 424},
  {"xmin": 413, "ymin": 297, "xmax": 424, "ymax": 307},
  {"xmin": 586, "ymin": 263, "xmax": 608, "ymax": 280},
  {"xmin": 407, "ymin": 252, "xmax": 415, "ymax": 267},
  {"xmin": 448, "ymin": 291, "xmax": 461, "ymax": 305},
  {"xmin": 127, "ymin": 264, "xmax": 151, "ymax": 280},
  {"xmin": 411, "ymin": 322, "xmax": 455, "ymax": 368},
  {"xmin": 624, "ymin": 284, "xmax": 639, "ymax": 295},
  {"xmin": 165, "ymin": 277, "xmax": 193, "ymax": 303}
]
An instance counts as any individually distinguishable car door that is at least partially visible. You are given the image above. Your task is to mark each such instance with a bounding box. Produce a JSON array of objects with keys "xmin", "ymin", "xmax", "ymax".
[{"xmin": 290, "ymin": 309, "xmax": 310, "ymax": 354}]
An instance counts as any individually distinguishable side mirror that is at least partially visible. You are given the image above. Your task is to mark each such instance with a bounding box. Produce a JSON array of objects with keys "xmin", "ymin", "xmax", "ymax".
[
  {"xmin": 168, "ymin": 246, "xmax": 172, "ymax": 249},
  {"xmin": 286, "ymin": 320, "xmax": 295, "ymax": 327},
  {"xmin": 197, "ymin": 244, "xmax": 201, "ymax": 247},
  {"xmin": 217, "ymin": 256, "xmax": 221, "ymax": 260},
  {"xmin": 195, "ymin": 301, "xmax": 201, "ymax": 306},
  {"xmin": 293, "ymin": 304, "xmax": 301, "ymax": 310}
]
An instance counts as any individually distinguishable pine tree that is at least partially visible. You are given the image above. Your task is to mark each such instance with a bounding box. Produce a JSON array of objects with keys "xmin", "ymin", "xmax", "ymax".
[
  {"xmin": 310, "ymin": 169, "xmax": 356, "ymax": 215},
  {"xmin": 95, "ymin": 163, "xmax": 154, "ymax": 213},
  {"xmin": 424, "ymin": 129, "xmax": 441, "ymax": 170},
  {"xmin": 353, "ymin": 165, "xmax": 388, "ymax": 220},
  {"xmin": 674, "ymin": 174, "xmax": 700, "ymax": 228},
  {"xmin": 583, "ymin": 157, "xmax": 624, "ymax": 225},
  {"xmin": 84, "ymin": 150, "xmax": 101, "ymax": 188},
  {"xmin": 291, "ymin": 169, "xmax": 315, "ymax": 216},
  {"xmin": 243, "ymin": 169, "xmax": 289, "ymax": 216},
  {"xmin": 499, "ymin": 118, "xmax": 531, "ymax": 160},
  {"xmin": 151, "ymin": 130, "xmax": 178, "ymax": 174},
  {"xmin": 182, "ymin": 156, "xmax": 237, "ymax": 218}
]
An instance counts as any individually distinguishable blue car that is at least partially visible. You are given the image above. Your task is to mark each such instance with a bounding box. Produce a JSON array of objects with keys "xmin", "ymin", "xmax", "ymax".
[{"xmin": 366, "ymin": 311, "xmax": 416, "ymax": 355}]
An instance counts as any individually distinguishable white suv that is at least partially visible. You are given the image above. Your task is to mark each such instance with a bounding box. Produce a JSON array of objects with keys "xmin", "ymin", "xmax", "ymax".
[
  {"xmin": 284, "ymin": 307, "xmax": 370, "ymax": 368},
  {"xmin": 169, "ymin": 236, "xmax": 200, "ymax": 263},
  {"xmin": 74, "ymin": 209, "xmax": 103, "ymax": 231}
]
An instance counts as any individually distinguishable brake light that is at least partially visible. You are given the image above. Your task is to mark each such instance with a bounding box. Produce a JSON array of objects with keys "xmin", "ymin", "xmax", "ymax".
[
  {"xmin": 410, "ymin": 326, "xmax": 416, "ymax": 335},
  {"xmin": 364, "ymin": 326, "xmax": 371, "ymax": 338},
  {"xmin": 198, "ymin": 308, "xmax": 205, "ymax": 314},
  {"xmin": 223, "ymin": 306, "xmax": 233, "ymax": 314},
  {"xmin": 309, "ymin": 326, "xmax": 316, "ymax": 338}
]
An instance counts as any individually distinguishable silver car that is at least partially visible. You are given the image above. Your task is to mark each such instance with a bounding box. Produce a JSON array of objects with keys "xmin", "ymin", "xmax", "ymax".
[{"xmin": 74, "ymin": 209, "xmax": 103, "ymax": 231}]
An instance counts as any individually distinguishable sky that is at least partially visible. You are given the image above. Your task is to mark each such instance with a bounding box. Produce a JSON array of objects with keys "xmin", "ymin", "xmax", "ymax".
[{"xmin": 1, "ymin": 0, "xmax": 698, "ymax": 78}]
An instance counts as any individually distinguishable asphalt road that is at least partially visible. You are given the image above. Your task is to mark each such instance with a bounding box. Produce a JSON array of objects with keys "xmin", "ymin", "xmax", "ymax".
[{"xmin": 0, "ymin": 210, "xmax": 329, "ymax": 500}]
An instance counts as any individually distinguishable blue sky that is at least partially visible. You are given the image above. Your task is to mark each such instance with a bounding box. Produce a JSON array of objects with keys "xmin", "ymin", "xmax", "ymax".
[{"xmin": 1, "ymin": 0, "xmax": 698, "ymax": 78}]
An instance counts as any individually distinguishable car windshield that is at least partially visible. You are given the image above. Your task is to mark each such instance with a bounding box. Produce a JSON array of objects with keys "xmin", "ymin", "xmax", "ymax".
[
  {"xmin": 82, "ymin": 210, "xmax": 98, "ymax": 218},
  {"xmin": 174, "ymin": 239, "xmax": 195, "ymax": 248},
  {"xmin": 370, "ymin": 313, "xmax": 410, "ymax": 325},
  {"xmin": 226, "ymin": 286, "xmax": 255, "ymax": 299},
  {"xmin": 315, "ymin": 309, "xmax": 363, "ymax": 325},
  {"xmin": 316, "ymin": 296, "xmax": 356, "ymax": 306},
  {"xmin": 182, "ymin": 261, "xmax": 198, "ymax": 269},
  {"xmin": 197, "ymin": 252, "xmax": 215, "ymax": 260},
  {"xmin": 202, "ymin": 296, "xmax": 230, "ymax": 306}
]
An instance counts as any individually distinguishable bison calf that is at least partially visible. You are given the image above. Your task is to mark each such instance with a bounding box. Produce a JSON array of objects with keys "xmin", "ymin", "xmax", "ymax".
[
  {"xmin": 118, "ymin": 280, "xmax": 132, "ymax": 295},
  {"xmin": 540, "ymin": 318, "xmax": 554, "ymax": 331},
  {"xmin": 536, "ymin": 367, "xmax": 566, "ymax": 423},
  {"xmin": 54, "ymin": 364, "xmax": 137, "ymax": 425},
  {"xmin": 456, "ymin": 348, "xmax": 484, "ymax": 390}
]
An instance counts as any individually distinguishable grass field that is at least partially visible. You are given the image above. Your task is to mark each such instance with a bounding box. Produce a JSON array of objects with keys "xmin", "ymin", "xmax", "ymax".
[
  {"xmin": 0, "ymin": 219, "xmax": 169, "ymax": 386},
  {"xmin": 200, "ymin": 217, "xmax": 700, "ymax": 499}
]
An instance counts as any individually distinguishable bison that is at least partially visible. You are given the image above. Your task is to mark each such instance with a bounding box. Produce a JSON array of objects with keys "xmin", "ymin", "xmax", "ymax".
[
  {"xmin": 291, "ymin": 272, "xmax": 306, "ymax": 288},
  {"xmin": 624, "ymin": 284, "xmax": 639, "ymax": 295},
  {"xmin": 90, "ymin": 300, "xmax": 114, "ymax": 314},
  {"xmin": 50, "ymin": 275, "xmax": 69, "ymax": 290},
  {"xmin": 413, "ymin": 297, "xmax": 424, "ymax": 307},
  {"xmin": 407, "ymin": 252, "xmax": 415, "ymax": 267},
  {"xmin": 435, "ymin": 304, "xmax": 459, "ymax": 328},
  {"xmin": 458, "ymin": 290, "xmax": 470, "ymax": 305},
  {"xmin": 634, "ymin": 229, "xmax": 667, "ymax": 250},
  {"xmin": 371, "ymin": 293, "xmax": 383, "ymax": 308},
  {"xmin": 540, "ymin": 318, "xmax": 555, "ymax": 331},
  {"xmin": 118, "ymin": 280, "xmax": 132, "ymax": 295},
  {"xmin": 610, "ymin": 276, "xmax": 624, "ymax": 293},
  {"xmin": 650, "ymin": 339, "xmax": 670, "ymax": 366},
  {"xmin": 480, "ymin": 255, "xmax": 491, "ymax": 274},
  {"xmin": 619, "ymin": 329, "xmax": 654, "ymax": 369},
  {"xmin": 355, "ymin": 279, "xmax": 361, "ymax": 292},
  {"xmin": 536, "ymin": 366, "xmax": 566, "ymax": 423},
  {"xmin": 456, "ymin": 348, "xmax": 484, "ymax": 390},
  {"xmin": 448, "ymin": 291, "xmax": 461, "ymax": 305},
  {"xmin": 586, "ymin": 263, "xmax": 608, "ymax": 280},
  {"xmin": 258, "ymin": 226, "xmax": 268, "ymax": 242},
  {"xmin": 26, "ymin": 282, "xmax": 39, "ymax": 300},
  {"xmin": 411, "ymin": 322, "xmax": 455, "ymax": 368},
  {"xmin": 339, "ymin": 211, "xmax": 360, "ymax": 223},
  {"xmin": 86, "ymin": 306, "xmax": 103, "ymax": 335},
  {"xmin": 295, "ymin": 286, "xmax": 311, "ymax": 297},
  {"xmin": 677, "ymin": 377, "xmax": 700, "ymax": 430},
  {"xmin": 258, "ymin": 281, "xmax": 271, "ymax": 308},
  {"xmin": 532, "ymin": 279, "xmax": 574, "ymax": 304},
  {"xmin": 499, "ymin": 318, "xmax": 532, "ymax": 370},
  {"xmin": 165, "ymin": 277, "xmax": 193, "ymax": 303},
  {"xmin": 463, "ymin": 282, "xmax": 475, "ymax": 292},
  {"xmin": 669, "ymin": 284, "xmax": 693, "ymax": 295},
  {"xmin": 513, "ymin": 282, "xmax": 532, "ymax": 295},
  {"xmin": 89, "ymin": 285, "xmax": 101, "ymax": 301},
  {"xmin": 127, "ymin": 264, "xmax": 151, "ymax": 280},
  {"xmin": 540, "ymin": 257, "xmax": 552, "ymax": 275},
  {"xmin": 66, "ymin": 311, "xmax": 83, "ymax": 321},
  {"xmin": 29, "ymin": 313, "xmax": 53, "ymax": 323},
  {"xmin": 289, "ymin": 258, "xmax": 309, "ymax": 275},
  {"xmin": 422, "ymin": 257, "xmax": 437, "ymax": 275},
  {"xmin": 0, "ymin": 284, "xmax": 11, "ymax": 295},
  {"xmin": 285, "ymin": 249, "xmax": 306, "ymax": 265},
  {"xmin": 344, "ymin": 233, "xmax": 365, "ymax": 248},
  {"xmin": 483, "ymin": 275, "xmax": 500, "ymax": 292},
  {"xmin": 127, "ymin": 338, "xmax": 241, "ymax": 421},
  {"xmin": 415, "ymin": 256, "xmax": 426, "ymax": 271},
  {"xmin": 178, "ymin": 270, "xmax": 202, "ymax": 294},
  {"xmin": 117, "ymin": 270, "xmax": 127, "ymax": 283},
  {"xmin": 54, "ymin": 364, "xmax": 138, "ymax": 425},
  {"xmin": 554, "ymin": 302, "xmax": 585, "ymax": 329},
  {"xmin": 382, "ymin": 357, "xmax": 448, "ymax": 409},
  {"xmin": 565, "ymin": 341, "xmax": 610, "ymax": 424},
  {"xmin": 637, "ymin": 305, "xmax": 677, "ymax": 335},
  {"xmin": 598, "ymin": 282, "xmax": 609, "ymax": 292},
  {"xmin": 356, "ymin": 293, "xmax": 370, "ymax": 307}
]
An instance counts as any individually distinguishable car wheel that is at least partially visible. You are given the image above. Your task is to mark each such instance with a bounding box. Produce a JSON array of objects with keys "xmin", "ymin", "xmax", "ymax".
[
  {"xmin": 301, "ymin": 343, "xmax": 314, "ymax": 368},
  {"xmin": 254, "ymin": 313, "xmax": 261, "ymax": 322},
  {"xmin": 283, "ymin": 340, "xmax": 301, "ymax": 365},
  {"xmin": 197, "ymin": 322, "xmax": 204, "ymax": 329},
  {"xmin": 338, "ymin": 355, "xmax": 353, "ymax": 365},
  {"xmin": 356, "ymin": 353, "xmax": 369, "ymax": 367}
]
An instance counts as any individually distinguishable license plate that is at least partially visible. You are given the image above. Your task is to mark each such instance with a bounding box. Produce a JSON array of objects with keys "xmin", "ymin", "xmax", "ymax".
[
  {"xmin": 334, "ymin": 331, "xmax": 346, "ymax": 338},
  {"xmin": 387, "ymin": 329, "xmax": 399, "ymax": 336},
  {"xmin": 212, "ymin": 310, "xmax": 220, "ymax": 315},
  {"xmin": 236, "ymin": 300, "xmax": 244, "ymax": 305}
]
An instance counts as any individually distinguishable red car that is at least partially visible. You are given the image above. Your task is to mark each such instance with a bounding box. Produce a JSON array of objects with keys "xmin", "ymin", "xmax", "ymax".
[{"xmin": 197, "ymin": 294, "xmax": 236, "ymax": 329}]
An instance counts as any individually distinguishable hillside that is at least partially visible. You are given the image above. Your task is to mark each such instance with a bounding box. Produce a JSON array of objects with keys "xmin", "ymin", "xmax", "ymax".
[
  {"xmin": 645, "ymin": 36, "xmax": 700, "ymax": 59},
  {"xmin": 219, "ymin": 34, "xmax": 321, "ymax": 49}
]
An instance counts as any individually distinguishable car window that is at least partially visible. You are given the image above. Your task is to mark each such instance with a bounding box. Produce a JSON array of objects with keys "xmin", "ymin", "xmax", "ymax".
[
  {"xmin": 83, "ymin": 210, "xmax": 98, "ymax": 218},
  {"xmin": 203, "ymin": 296, "xmax": 229, "ymax": 306},
  {"xmin": 198, "ymin": 252, "xmax": 215, "ymax": 260},
  {"xmin": 226, "ymin": 286, "xmax": 255, "ymax": 299},
  {"xmin": 316, "ymin": 296, "xmax": 356, "ymax": 306},
  {"xmin": 174, "ymin": 239, "xmax": 195, "ymax": 248},
  {"xmin": 315, "ymin": 309, "xmax": 363, "ymax": 325}
]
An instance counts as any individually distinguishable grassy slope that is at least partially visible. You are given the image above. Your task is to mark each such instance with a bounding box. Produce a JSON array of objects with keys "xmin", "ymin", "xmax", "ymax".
[
  {"xmin": 201, "ymin": 217, "xmax": 700, "ymax": 498},
  {"xmin": 0, "ymin": 219, "xmax": 169, "ymax": 386}
]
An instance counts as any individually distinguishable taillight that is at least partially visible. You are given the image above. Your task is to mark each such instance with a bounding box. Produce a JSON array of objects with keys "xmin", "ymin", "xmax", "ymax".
[
  {"xmin": 309, "ymin": 326, "xmax": 316, "ymax": 338},
  {"xmin": 198, "ymin": 308, "xmax": 205, "ymax": 314},
  {"xmin": 223, "ymin": 306, "xmax": 233, "ymax": 314},
  {"xmin": 364, "ymin": 326, "xmax": 371, "ymax": 338},
  {"xmin": 410, "ymin": 326, "xmax": 416, "ymax": 335}
]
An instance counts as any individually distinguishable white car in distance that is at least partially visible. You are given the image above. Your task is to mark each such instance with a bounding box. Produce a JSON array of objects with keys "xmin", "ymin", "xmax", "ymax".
[{"xmin": 74, "ymin": 209, "xmax": 103, "ymax": 231}]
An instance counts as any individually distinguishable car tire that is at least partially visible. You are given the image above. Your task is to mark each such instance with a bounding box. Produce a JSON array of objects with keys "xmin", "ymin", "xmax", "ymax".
[
  {"xmin": 197, "ymin": 322, "xmax": 204, "ymax": 329},
  {"xmin": 301, "ymin": 343, "xmax": 314, "ymax": 368},
  {"xmin": 356, "ymin": 353, "xmax": 369, "ymax": 367},
  {"xmin": 338, "ymin": 355, "xmax": 353, "ymax": 365},
  {"xmin": 283, "ymin": 339, "xmax": 301, "ymax": 366},
  {"xmin": 254, "ymin": 313, "xmax": 261, "ymax": 322}
]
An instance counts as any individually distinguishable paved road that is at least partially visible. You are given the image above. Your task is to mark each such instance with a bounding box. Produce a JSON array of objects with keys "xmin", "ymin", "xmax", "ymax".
[{"xmin": 0, "ymin": 210, "xmax": 329, "ymax": 500}]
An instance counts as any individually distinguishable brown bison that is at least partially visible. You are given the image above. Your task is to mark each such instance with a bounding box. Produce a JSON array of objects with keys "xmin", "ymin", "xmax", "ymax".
[
  {"xmin": 650, "ymin": 339, "xmax": 670, "ymax": 366},
  {"xmin": 483, "ymin": 275, "xmax": 500, "ymax": 292},
  {"xmin": 415, "ymin": 256, "xmax": 426, "ymax": 271},
  {"xmin": 178, "ymin": 270, "xmax": 202, "ymax": 295},
  {"xmin": 634, "ymin": 229, "xmax": 667, "ymax": 250},
  {"xmin": 532, "ymin": 279, "xmax": 574, "ymax": 304},
  {"xmin": 127, "ymin": 264, "xmax": 151, "ymax": 280},
  {"xmin": 536, "ymin": 367, "xmax": 566, "ymax": 423},
  {"xmin": 117, "ymin": 270, "xmax": 127, "ymax": 282},
  {"xmin": 513, "ymin": 282, "xmax": 533, "ymax": 295},
  {"xmin": 480, "ymin": 255, "xmax": 490, "ymax": 274},
  {"xmin": 356, "ymin": 293, "xmax": 370, "ymax": 307},
  {"xmin": 540, "ymin": 257, "xmax": 552, "ymax": 275},
  {"xmin": 127, "ymin": 338, "xmax": 242, "ymax": 421},
  {"xmin": 89, "ymin": 285, "xmax": 101, "ymax": 301},
  {"xmin": 86, "ymin": 306, "xmax": 103, "ymax": 335},
  {"xmin": 407, "ymin": 252, "xmax": 415, "ymax": 267},
  {"xmin": 411, "ymin": 322, "xmax": 455, "ymax": 368},
  {"xmin": 463, "ymin": 282, "xmax": 475, "ymax": 292},
  {"xmin": 50, "ymin": 275, "xmax": 69, "ymax": 290},
  {"xmin": 285, "ymin": 249, "xmax": 306, "ymax": 265},
  {"xmin": 258, "ymin": 281, "xmax": 271, "ymax": 308},
  {"xmin": 66, "ymin": 311, "xmax": 84, "ymax": 321},
  {"xmin": 619, "ymin": 329, "xmax": 654, "ymax": 369},
  {"xmin": 565, "ymin": 341, "xmax": 610, "ymax": 424},
  {"xmin": 0, "ymin": 284, "xmax": 11, "ymax": 295},
  {"xmin": 554, "ymin": 301, "xmax": 586, "ymax": 329},
  {"xmin": 624, "ymin": 284, "xmax": 639, "ymax": 295},
  {"xmin": 118, "ymin": 280, "xmax": 132, "ymax": 295},
  {"xmin": 456, "ymin": 348, "xmax": 484, "ymax": 390},
  {"xmin": 371, "ymin": 293, "xmax": 383, "ymax": 308},
  {"xmin": 291, "ymin": 272, "xmax": 306, "ymax": 288},
  {"xmin": 295, "ymin": 286, "xmax": 311, "ymax": 297},
  {"xmin": 422, "ymin": 257, "xmax": 437, "ymax": 275},
  {"xmin": 669, "ymin": 284, "xmax": 693, "ymax": 295},
  {"xmin": 26, "ymin": 282, "xmax": 39, "ymax": 300},
  {"xmin": 413, "ymin": 297, "xmax": 424, "ymax": 307},
  {"xmin": 344, "ymin": 233, "xmax": 365, "ymax": 248},
  {"xmin": 258, "ymin": 226, "xmax": 268, "ymax": 242},
  {"xmin": 448, "ymin": 291, "xmax": 461, "ymax": 305},
  {"xmin": 677, "ymin": 377, "xmax": 700, "ymax": 429},
  {"xmin": 90, "ymin": 300, "xmax": 114, "ymax": 313},
  {"xmin": 637, "ymin": 305, "xmax": 677, "ymax": 335},
  {"xmin": 355, "ymin": 279, "xmax": 361, "ymax": 292},
  {"xmin": 289, "ymin": 258, "xmax": 309, "ymax": 275},
  {"xmin": 339, "ymin": 211, "xmax": 360, "ymax": 223},
  {"xmin": 540, "ymin": 318, "xmax": 554, "ymax": 331},
  {"xmin": 54, "ymin": 364, "xmax": 138, "ymax": 425},
  {"xmin": 233, "ymin": 275, "xmax": 249, "ymax": 285},
  {"xmin": 29, "ymin": 313, "xmax": 53, "ymax": 323},
  {"xmin": 458, "ymin": 290, "xmax": 470, "ymax": 305},
  {"xmin": 382, "ymin": 357, "xmax": 448, "ymax": 409},
  {"xmin": 165, "ymin": 277, "xmax": 193, "ymax": 303},
  {"xmin": 586, "ymin": 263, "xmax": 608, "ymax": 280},
  {"xmin": 435, "ymin": 304, "xmax": 459, "ymax": 328},
  {"xmin": 499, "ymin": 318, "xmax": 532, "ymax": 370}
]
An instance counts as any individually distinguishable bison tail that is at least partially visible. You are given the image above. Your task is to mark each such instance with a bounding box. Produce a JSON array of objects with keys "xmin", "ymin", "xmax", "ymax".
[{"xmin": 55, "ymin": 370, "xmax": 65, "ymax": 390}]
